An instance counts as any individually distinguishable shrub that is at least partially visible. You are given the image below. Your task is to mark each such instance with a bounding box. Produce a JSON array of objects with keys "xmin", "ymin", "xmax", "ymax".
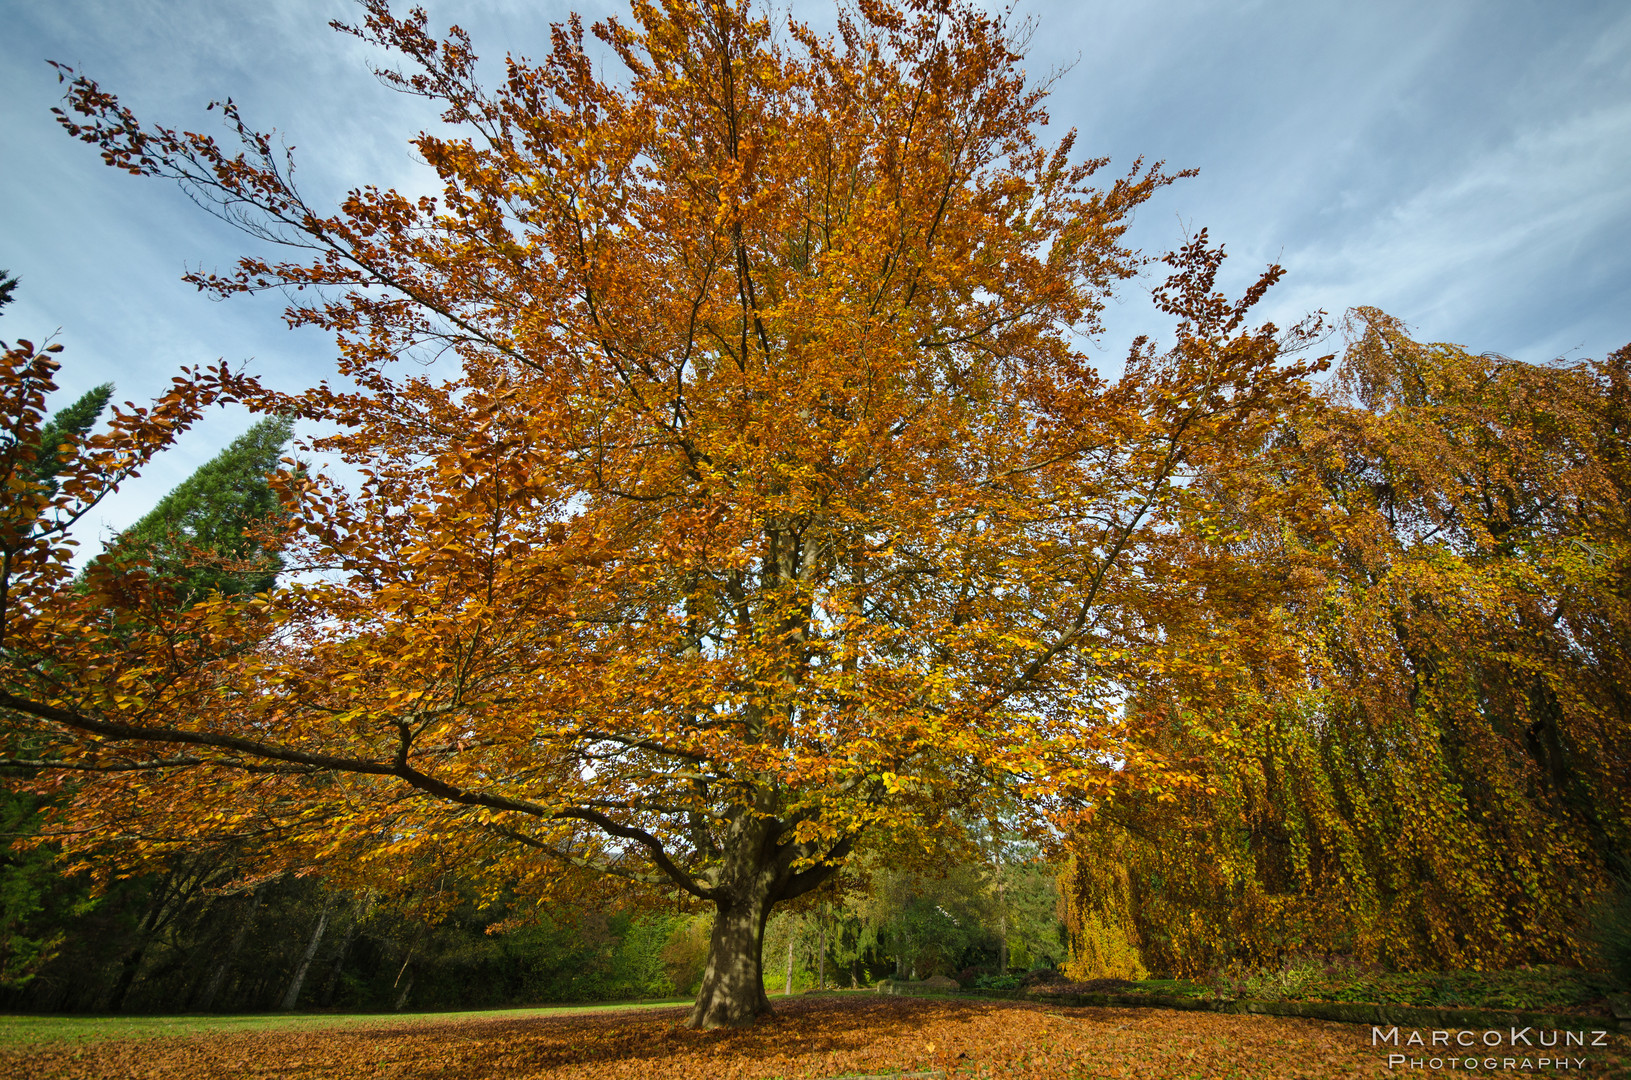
[
  {"xmin": 660, "ymin": 916, "xmax": 712, "ymax": 996},
  {"xmin": 1206, "ymin": 954, "xmax": 1371, "ymax": 1001},
  {"xmin": 1205, "ymin": 958, "xmax": 1617, "ymax": 1010},
  {"xmin": 1588, "ymin": 882, "xmax": 1631, "ymax": 989}
]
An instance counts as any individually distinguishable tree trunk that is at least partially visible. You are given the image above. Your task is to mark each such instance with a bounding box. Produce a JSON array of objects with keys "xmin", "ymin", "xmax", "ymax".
[
  {"xmin": 197, "ymin": 887, "xmax": 262, "ymax": 1012},
  {"xmin": 280, "ymin": 902, "xmax": 330, "ymax": 1010},
  {"xmin": 816, "ymin": 899, "xmax": 827, "ymax": 991},
  {"xmin": 783, "ymin": 930, "xmax": 795, "ymax": 997},
  {"xmin": 319, "ymin": 916, "xmax": 357, "ymax": 1007},
  {"xmin": 681, "ymin": 810, "xmax": 854, "ymax": 1027},
  {"xmin": 106, "ymin": 940, "xmax": 150, "ymax": 1013},
  {"xmin": 106, "ymin": 875, "xmax": 173, "ymax": 1012},
  {"xmin": 996, "ymin": 859, "xmax": 1010, "ymax": 974},
  {"xmin": 394, "ymin": 974, "xmax": 414, "ymax": 1011},
  {"xmin": 688, "ymin": 886, "xmax": 775, "ymax": 1029}
]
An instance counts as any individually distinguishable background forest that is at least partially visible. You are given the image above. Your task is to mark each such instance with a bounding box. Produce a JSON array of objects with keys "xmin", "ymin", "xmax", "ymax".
[{"xmin": 0, "ymin": 825, "xmax": 1066, "ymax": 1013}]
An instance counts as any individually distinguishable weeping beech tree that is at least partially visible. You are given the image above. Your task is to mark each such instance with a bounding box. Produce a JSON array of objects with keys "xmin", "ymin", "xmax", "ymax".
[
  {"xmin": 1064, "ymin": 314, "xmax": 1631, "ymax": 977},
  {"xmin": 8, "ymin": 0, "xmax": 1321, "ymax": 1027}
]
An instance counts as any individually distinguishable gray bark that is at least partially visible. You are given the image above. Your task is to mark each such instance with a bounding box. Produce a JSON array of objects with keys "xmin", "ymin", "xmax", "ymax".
[
  {"xmin": 197, "ymin": 887, "xmax": 262, "ymax": 1011},
  {"xmin": 319, "ymin": 916, "xmax": 357, "ymax": 1007},
  {"xmin": 816, "ymin": 900, "xmax": 827, "ymax": 990},
  {"xmin": 106, "ymin": 882, "xmax": 168, "ymax": 1012},
  {"xmin": 995, "ymin": 849, "xmax": 1010, "ymax": 973},
  {"xmin": 394, "ymin": 974, "xmax": 414, "ymax": 1011},
  {"xmin": 667, "ymin": 799, "xmax": 856, "ymax": 1027},
  {"xmin": 686, "ymin": 816, "xmax": 849, "ymax": 1028},
  {"xmin": 279, "ymin": 902, "xmax": 330, "ymax": 1010},
  {"xmin": 688, "ymin": 885, "xmax": 775, "ymax": 1028}
]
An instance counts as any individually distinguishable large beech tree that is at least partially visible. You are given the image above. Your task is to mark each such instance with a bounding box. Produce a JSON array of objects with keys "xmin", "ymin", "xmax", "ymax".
[{"xmin": 6, "ymin": 0, "xmax": 1321, "ymax": 1026}]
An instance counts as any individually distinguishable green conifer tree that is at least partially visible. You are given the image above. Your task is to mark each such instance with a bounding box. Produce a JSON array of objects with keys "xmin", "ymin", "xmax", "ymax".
[
  {"xmin": 29, "ymin": 384, "xmax": 115, "ymax": 491},
  {"xmin": 1, "ymin": 268, "xmax": 114, "ymax": 494},
  {"xmin": 111, "ymin": 415, "xmax": 295, "ymax": 603}
]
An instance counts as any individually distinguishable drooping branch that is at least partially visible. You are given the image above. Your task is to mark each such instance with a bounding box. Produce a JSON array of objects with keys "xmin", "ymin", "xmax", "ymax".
[
  {"xmin": 0, "ymin": 689, "xmax": 716, "ymax": 898},
  {"xmin": 489, "ymin": 823, "xmax": 689, "ymax": 891}
]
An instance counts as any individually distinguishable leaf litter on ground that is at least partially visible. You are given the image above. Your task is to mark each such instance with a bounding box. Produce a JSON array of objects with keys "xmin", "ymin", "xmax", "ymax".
[{"xmin": 4, "ymin": 995, "xmax": 1626, "ymax": 1079}]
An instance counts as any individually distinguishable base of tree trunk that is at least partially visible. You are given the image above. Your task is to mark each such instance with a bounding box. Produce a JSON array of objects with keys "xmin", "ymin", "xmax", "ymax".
[
  {"xmin": 688, "ymin": 984, "xmax": 774, "ymax": 1029},
  {"xmin": 687, "ymin": 892, "xmax": 775, "ymax": 1029}
]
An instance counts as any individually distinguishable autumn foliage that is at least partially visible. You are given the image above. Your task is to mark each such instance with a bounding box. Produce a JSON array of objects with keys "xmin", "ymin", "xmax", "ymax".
[
  {"xmin": 0, "ymin": 0, "xmax": 1350, "ymax": 1028},
  {"xmin": 1064, "ymin": 314, "xmax": 1631, "ymax": 978},
  {"xmin": 3, "ymin": 995, "xmax": 1541, "ymax": 1079}
]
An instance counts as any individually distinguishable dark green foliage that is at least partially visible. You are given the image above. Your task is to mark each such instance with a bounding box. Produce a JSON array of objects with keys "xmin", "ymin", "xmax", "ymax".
[
  {"xmin": 0, "ymin": 847, "xmax": 1070, "ymax": 1014},
  {"xmin": 110, "ymin": 415, "xmax": 294, "ymax": 602},
  {"xmin": 814, "ymin": 904, "xmax": 891, "ymax": 990},
  {"xmin": 1122, "ymin": 977, "xmax": 1205, "ymax": 997},
  {"xmin": 0, "ymin": 270, "xmax": 17, "ymax": 313},
  {"xmin": 0, "ymin": 790, "xmax": 106, "ymax": 1003},
  {"xmin": 1, "ymin": 867, "xmax": 306, "ymax": 1013},
  {"xmin": 0, "ymin": 865, "xmax": 695, "ymax": 1014},
  {"xmin": 877, "ymin": 885, "xmax": 988, "ymax": 979},
  {"xmin": 0, "ymin": 792, "xmax": 71, "ymax": 989},
  {"xmin": 608, "ymin": 912, "xmax": 685, "ymax": 1000},
  {"xmin": 997, "ymin": 860, "xmax": 1069, "ymax": 973},
  {"xmin": 1320, "ymin": 967, "xmax": 1618, "ymax": 1011},
  {"xmin": 1588, "ymin": 883, "xmax": 1631, "ymax": 989},
  {"xmin": 326, "ymin": 905, "xmax": 686, "ymax": 1012},
  {"xmin": 858, "ymin": 853, "xmax": 1067, "ymax": 982},
  {"xmin": 29, "ymin": 383, "xmax": 113, "ymax": 490},
  {"xmin": 1206, "ymin": 958, "xmax": 1618, "ymax": 1011}
]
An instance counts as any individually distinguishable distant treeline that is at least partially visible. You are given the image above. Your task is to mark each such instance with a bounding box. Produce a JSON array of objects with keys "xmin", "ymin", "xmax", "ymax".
[{"xmin": 0, "ymin": 804, "xmax": 1065, "ymax": 1013}]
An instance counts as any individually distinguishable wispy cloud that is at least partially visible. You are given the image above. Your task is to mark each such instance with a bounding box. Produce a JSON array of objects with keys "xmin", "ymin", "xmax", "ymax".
[{"xmin": 1, "ymin": 0, "xmax": 1626, "ymax": 549}]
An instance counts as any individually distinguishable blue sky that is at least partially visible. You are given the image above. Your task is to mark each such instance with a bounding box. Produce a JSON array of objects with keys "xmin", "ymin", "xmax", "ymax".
[{"xmin": 2, "ymin": 0, "xmax": 1628, "ymax": 547}]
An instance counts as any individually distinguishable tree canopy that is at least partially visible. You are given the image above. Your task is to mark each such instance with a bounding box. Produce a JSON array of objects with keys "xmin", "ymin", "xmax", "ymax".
[
  {"xmin": 12, "ymin": 0, "xmax": 1325, "ymax": 1027},
  {"xmin": 1064, "ymin": 313, "xmax": 1631, "ymax": 977}
]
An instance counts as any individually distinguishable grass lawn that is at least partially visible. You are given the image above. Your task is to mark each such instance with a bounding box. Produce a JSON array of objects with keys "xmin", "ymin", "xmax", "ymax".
[
  {"xmin": 3, "ymin": 994, "xmax": 1624, "ymax": 1079},
  {"xmin": 0, "ymin": 997, "xmax": 694, "ymax": 1045}
]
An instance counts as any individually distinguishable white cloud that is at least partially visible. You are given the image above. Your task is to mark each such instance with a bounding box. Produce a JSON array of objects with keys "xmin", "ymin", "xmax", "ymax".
[{"xmin": 1, "ymin": 0, "xmax": 1626, "ymax": 547}]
